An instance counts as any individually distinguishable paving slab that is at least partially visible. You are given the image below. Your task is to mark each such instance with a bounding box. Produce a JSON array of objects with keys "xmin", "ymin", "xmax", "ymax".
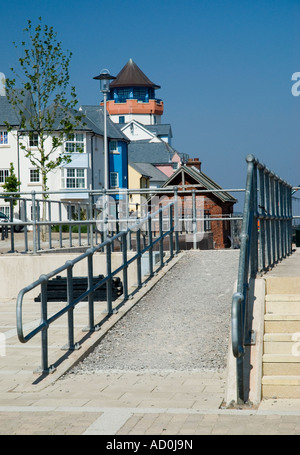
[{"xmin": 1, "ymin": 249, "xmax": 300, "ymax": 435}]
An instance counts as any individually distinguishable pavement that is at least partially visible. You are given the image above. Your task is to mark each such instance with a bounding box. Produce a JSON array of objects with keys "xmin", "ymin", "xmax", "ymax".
[{"xmin": 1, "ymin": 249, "xmax": 300, "ymax": 436}]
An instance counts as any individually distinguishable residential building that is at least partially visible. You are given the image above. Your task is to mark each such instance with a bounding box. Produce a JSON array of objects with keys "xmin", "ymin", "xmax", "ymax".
[
  {"xmin": 0, "ymin": 89, "xmax": 129, "ymax": 221},
  {"xmin": 104, "ymin": 59, "xmax": 188, "ymax": 188},
  {"xmin": 150, "ymin": 159, "xmax": 237, "ymax": 249}
]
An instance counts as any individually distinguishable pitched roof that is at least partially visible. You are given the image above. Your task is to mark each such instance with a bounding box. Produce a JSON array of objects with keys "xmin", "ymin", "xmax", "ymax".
[
  {"xmin": 162, "ymin": 164, "xmax": 237, "ymax": 203},
  {"xmin": 109, "ymin": 59, "xmax": 160, "ymax": 89},
  {"xmin": 72, "ymin": 105, "xmax": 129, "ymax": 140},
  {"xmin": 146, "ymin": 124, "xmax": 173, "ymax": 139},
  {"xmin": 0, "ymin": 90, "xmax": 33, "ymax": 127},
  {"xmin": 128, "ymin": 140, "xmax": 179, "ymax": 164},
  {"xmin": 130, "ymin": 162, "xmax": 167, "ymax": 182}
]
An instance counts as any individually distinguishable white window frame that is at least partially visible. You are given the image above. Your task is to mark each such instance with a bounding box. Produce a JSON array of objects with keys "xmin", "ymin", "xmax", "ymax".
[
  {"xmin": 110, "ymin": 171, "xmax": 119, "ymax": 189},
  {"xmin": 0, "ymin": 169, "xmax": 9, "ymax": 184},
  {"xmin": 65, "ymin": 133, "xmax": 85, "ymax": 154},
  {"xmin": 0, "ymin": 130, "xmax": 8, "ymax": 145},
  {"xmin": 109, "ymin": 140, "xmax": 119, "ymax": 154},
  {"xmin": 29, "ymin": 132, "xmax": 39, "ymax": 148},
  {"xmin": 29, "ymin": 168, "xmax": 40, "ymax": 183},
  {"xmin": 61, "ymin": 168, "xmax": 87, "ymax": 189}
]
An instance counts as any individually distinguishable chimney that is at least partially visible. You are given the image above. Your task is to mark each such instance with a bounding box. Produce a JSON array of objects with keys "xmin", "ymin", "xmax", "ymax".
[{"xmin": 186, "ymin": 158, "xmax": 201, "ymax": 171}]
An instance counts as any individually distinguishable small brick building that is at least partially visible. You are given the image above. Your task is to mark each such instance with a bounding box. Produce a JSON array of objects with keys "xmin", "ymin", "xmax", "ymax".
[{"xmin": 151, "ymin": 159, "xmax": 237, "ymax": 249}]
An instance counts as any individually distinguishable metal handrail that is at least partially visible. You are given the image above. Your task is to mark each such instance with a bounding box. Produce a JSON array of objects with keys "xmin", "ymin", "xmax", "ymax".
[
  {"xmin": 16, "ymin": 202, "xmax": 177, "ymax": 374},
  {"xmin": 231, "ymin": 155, "xmax": 293, "ymax": 403}
]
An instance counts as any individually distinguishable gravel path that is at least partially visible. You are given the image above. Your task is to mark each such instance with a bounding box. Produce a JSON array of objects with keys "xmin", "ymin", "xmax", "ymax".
[{"xmin": 69, "ymin": 249, "xmax": 239, "ymax": 374}]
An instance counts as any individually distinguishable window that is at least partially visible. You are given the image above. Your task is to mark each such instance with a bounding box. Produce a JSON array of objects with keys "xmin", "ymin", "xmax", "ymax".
[
  {"xmin": 0, "ymin": 169, "xmax": 9, "ymax": 184},
  {"xmin": 29, "ymin": 132, "xmax": 39, "ymax": 147},
  {"xmin": 204, "ymin": 210, "xmax": 211, "ymax": 232},
  {"xmin": 115, "ymin": 88, "xmax": 130, "ymax": 102},
  {"xmin": 119, "ymin": 116, "xmax": 125, "ymax": 124},
  {"xmin": 65, "ymin": 133, "xmax": 84, "ymax": 153},
  {"xmin": 0, "ymin": 131, "xmax": 8, "ymax": 145},
  {"xmin": 30, "ymin": 169, "xmax": 40, "ymax": 183},
  {"xmin": 61, "ymin": 168, "xmax": 86, "ymax": 189},
  {"xmin": 110, "ymin": 172, "xmax": 119, "ymax": 188},
  {"xmin": 109, "ymin": 141, "xmax": 119, "ymax": 153},
  {"xmin": 133, "ymin": 87, "xmax": 147, "ymax": 101}
]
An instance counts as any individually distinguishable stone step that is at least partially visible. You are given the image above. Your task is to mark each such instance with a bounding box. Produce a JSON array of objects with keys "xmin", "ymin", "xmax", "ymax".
[
  {"xmin": 262, "ymin": 375, "xmax": 300, "ymax": 399},
  {"xmin": 263, "ymin": 333, "xmax": 300, "ymax": 355},
  {"xmin": 263, "ymin": 361, "xmax": 300, "ymax": 376},
  {"xmin": 265, "ymin": 277, "xmax": 300, "ymax": 295},
  {"xmin": 263, "ymin": 353, "xmax": 300, "ymax": 363},
  {"xmin": 265, "ymin": 294, "xmax": 300, "ymax": 314},
  {"xmin": 264, "ymin": 314, "xmax": 300, "ymax": 333},
  {"xmin": 263, "ymin": 354, "xmax": 300, "ymax": 376}
]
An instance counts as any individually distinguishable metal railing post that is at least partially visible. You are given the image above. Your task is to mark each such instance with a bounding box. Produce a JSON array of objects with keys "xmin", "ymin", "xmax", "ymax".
[
  {"xmin": 136, "ymin": 226, "xmax": 142, "ymax": 289},
  {"xmin": 122, "ymin": 233, "xmax": 129, "ymax": 300},
  {"xmin": 40, "ymin": 276, "xmax": 49, "ymax": 373},
  {"xmin": 258, "ymin": 166, "xmax": 266, "ymax": 272},
  {"xmin": 174, "ymin": 186, "xmax": 179, "ymax": 255},
  {"xmin": 23, "ymin": 198, "xmax": 28, "ymax": 253},
  {"xmin": 65, "ymin": 263, "xmax": 75, "ymax": 349},
  {"xmin": 48, "ymin": 200, "xmax": 52, "ymax": 250},
  {"xmin": 89, "ymin": 192, "xmax": 94, "ymax": 248},
  {"xmin": 169, "ymin": 204, "xmax": 174, "ymax": 259},
  {"xmin": 159, "ymin": 206, "xmax": 164, "ymax": 268},
  {"xmin": 78, "ymin": 202, "xmax": 82, "ymax": 246},
  {"xmin": 148, "ymin": 214, "xmax": 154, "ymax": 277},
  {"xmin": 32, "ymin": 191, "xmax": 37, "ymax": 254},
  {"xmin": 192, "ymin": 190, "xmax": 197, "ymax": 249},
  {"xmin": 106, "ymin": 241, "xmax": 113, "ymax": 314},
  {"xmin": 37, "ymin": 200, "xmax": 41, "ymax": 251},
  {"xmin": 58, "ymin": 202, "xmax": 63, "ymax": 248},
  {"xmin": 68, "ymin": 201, "xmax": 72, "ymax": 247},
  {"xmin": 88, "ymin": 252, "xmax": 95, "ymax": 329},
  {"xmin": 264, "ymin": 170, "xmax": 271, "ymax": 269},
  {"xmin": 9, "ymin": 196, "xmax": 14, "ymax": 253}
]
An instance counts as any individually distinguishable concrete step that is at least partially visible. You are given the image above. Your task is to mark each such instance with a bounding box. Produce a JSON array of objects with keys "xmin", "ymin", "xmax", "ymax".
[
  {"xmin": 264, "ymin": 314, "xmax": 300, "ymax": 333},
  {"xmin": 263, "ymin": 353, "xmax": 300, "ymax": 378},
  {"xmin": 262, "ymin": 375, "xmax": 300, "ymax": 398},
  {"xmin": 263, "ymin": 333, "xmax": 300, "ymax": 355},
  {"xmin": 265, "ymin": 294, "xmax": 300, "ymax": 314},
  {"xmin": 265, "ymin": 277, "xmax": 300, "ymax": 295}
]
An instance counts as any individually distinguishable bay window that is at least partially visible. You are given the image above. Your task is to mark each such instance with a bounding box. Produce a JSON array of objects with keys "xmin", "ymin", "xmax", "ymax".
[{"xmin": 61, "ymin": 168, "xmax": 87, "ymax": 189}]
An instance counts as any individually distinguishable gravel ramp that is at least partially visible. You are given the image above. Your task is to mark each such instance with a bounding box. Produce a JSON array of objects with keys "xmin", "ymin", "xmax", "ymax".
[{"xmin": 69, "ymin": 249, "xmax": 240, "ymax": 374}]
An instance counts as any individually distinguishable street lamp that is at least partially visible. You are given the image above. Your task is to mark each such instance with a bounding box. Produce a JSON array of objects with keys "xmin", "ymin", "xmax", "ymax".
[{"xmin": 93, "ymin": 69, "xmax": 116, "ymax": 190}]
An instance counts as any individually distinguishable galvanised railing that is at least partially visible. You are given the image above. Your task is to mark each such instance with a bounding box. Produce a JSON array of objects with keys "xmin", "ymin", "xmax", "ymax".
[
  {"xmin": 16, "ymin": 202, "xmax": 177, "ymax": 374},
  {"xmin": 231, "ymin": 154, "xmax": 293, "ymax": 404}
]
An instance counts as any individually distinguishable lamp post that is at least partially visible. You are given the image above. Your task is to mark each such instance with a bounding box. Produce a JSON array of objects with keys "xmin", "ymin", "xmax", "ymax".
[{"xmin": 93, "ymin": 69, "xmax": 116, "ymax": 190}]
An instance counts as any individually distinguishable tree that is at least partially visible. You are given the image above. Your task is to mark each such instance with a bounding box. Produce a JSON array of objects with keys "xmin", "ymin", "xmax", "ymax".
[
  {"xmin": 2, "ymin": 163, "xmax": 21, "ymax": 206},
  {"xmin": 5, "ymin": 17, "xmax": 85, "ymax": 236}
]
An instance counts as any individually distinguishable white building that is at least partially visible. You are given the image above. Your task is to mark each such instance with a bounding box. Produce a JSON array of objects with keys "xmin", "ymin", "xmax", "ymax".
[{"xmin": 0, "ymin": 89, "xmax": 128, "ymax": 221}]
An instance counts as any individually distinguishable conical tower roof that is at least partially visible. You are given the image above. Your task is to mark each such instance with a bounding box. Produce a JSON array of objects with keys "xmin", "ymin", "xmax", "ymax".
[{"xmin": 110, "ymin": 59, "xmax": 160, "ymax": 89}]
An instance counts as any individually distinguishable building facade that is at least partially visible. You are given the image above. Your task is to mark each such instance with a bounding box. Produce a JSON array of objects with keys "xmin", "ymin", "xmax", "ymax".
[{"xmin": 0, "ymin": 92, "xmax": 129, "ymax": 221}]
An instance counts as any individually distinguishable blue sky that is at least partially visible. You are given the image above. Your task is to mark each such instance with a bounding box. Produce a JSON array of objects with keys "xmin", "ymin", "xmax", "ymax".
[{"xmin": 1, "ymin": 0, "xmax": 300, "ymax": 207}]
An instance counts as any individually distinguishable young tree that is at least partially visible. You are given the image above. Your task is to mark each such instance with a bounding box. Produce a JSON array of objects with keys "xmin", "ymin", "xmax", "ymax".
[
  {"xmin": 5, "ymin": 17, "xmax": 85, "ymax": 236},
  {"xmin": 2, "ymin": 163, "xmax": 21, "ymax": 206}
]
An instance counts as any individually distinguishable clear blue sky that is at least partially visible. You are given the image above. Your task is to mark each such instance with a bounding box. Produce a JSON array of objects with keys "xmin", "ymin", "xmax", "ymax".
[{"xmin": 1, "ymin": 0, "xmax": 300, "ymax": 207}]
